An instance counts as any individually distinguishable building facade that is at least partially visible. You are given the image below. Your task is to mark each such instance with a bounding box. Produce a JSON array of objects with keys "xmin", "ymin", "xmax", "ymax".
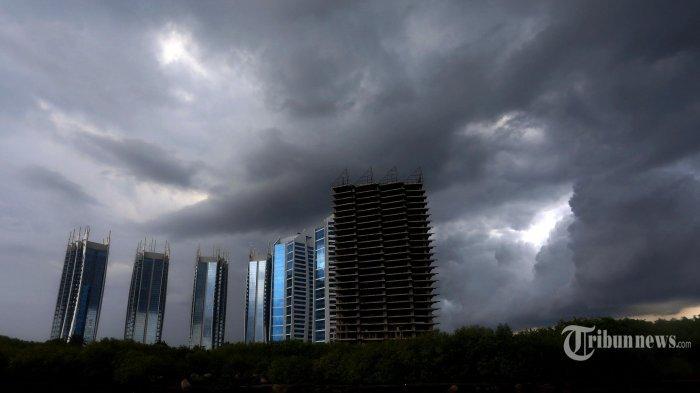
[
  {"xmin": 331, "ymin": 168, "xmax": 437, "ymax": 342},
  {"xmin": 124, "ymin": 240, "xmax": 169, "ymax": 344},
  {"xmin": 189, "ymin": 249, "xmax": 228, "ymax": 349},
  {"xmin": 313, "ymin": 216, "xmax": 336, "ymax": 343},
  {"xmin": 244, "ymin": 250, "xmax": 270, "ymax": 343},
  {"xmin": 270, "ymin": 234, "xmax": 314, "ymax": 342},
  {"xmin": 50, "ymin": 227, "xmax": 110, "ymax": 344}
]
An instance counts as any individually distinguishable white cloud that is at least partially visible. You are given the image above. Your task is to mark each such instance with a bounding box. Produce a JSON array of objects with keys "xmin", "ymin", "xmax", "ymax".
[
  {"xmin": 36, "ymin": 99, "xmax": 208, "ymax": 221},
  {"xmin": 484, "ymin": 190, "xmax": 573, "ymax": 249},
  {"xmin": 519, "ymin": 194, "xmax": 572, "ymax": 248},
  {"xmin": 172, "ymin": 88, "xmax": 195, "ymax": 103},
  {"xmin": 157, "ymin": 25, "xmax": 209, "ymax": 78},
  {"xmin": 463, "ymin": 111, "xmax": 546, "ymax": 144},
  {"xmin": 118, "ymin": 182, "xmax": 209, "ymax": 223}
]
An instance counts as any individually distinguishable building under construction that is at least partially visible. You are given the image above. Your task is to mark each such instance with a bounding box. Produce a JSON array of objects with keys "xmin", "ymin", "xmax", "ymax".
[{"xmin": 331, "ymin": 168, "xmax": 437, "ymax": 342}]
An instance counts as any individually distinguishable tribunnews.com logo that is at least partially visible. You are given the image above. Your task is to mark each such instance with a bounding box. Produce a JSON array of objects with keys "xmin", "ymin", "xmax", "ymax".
[{"xmin": 562, "ymin": 325, "xmax": 692, "ymax": 361}]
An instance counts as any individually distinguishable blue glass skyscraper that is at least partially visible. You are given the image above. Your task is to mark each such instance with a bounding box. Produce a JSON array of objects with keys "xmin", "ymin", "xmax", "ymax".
[
  {"xmin": 244, "ymin": 250, "xmax": 270, "ymax": 343},
  {"xmin": 313, "ymin": 216, "xmax": 335, "ymax": 342},
  {"xmin": 50, "ymin": 227, "xmax": 110, "ymax": 344},
  {"xmin": 124, "ymin": 239, "xmax": 169, "ymax": 344},
  {"xmin": 270, "ymin": 234, "xmax": 314, "ymax": 342},
  {"xmin": 189, "ymin": 248, "xmax": 228, "ymax": 349}
]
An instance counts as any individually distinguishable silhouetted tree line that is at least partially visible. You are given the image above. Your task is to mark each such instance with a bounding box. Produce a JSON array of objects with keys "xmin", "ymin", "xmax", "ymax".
[{"xmin": 0, "ymin": 318, "xmax": 698, "ymax": 392}]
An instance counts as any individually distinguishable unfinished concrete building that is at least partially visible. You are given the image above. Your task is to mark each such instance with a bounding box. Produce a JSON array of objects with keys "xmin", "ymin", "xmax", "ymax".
[{"xmin": 331, "ymin": 168, "xmax": 437, "ymax": 342}]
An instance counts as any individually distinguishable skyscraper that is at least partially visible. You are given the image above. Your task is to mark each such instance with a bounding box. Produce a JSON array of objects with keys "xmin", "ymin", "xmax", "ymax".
[
  {"xmin": 244, "ymin": 250, "xmax": 270, "ymax": 343},
  {"xmin": 189, "ymin": 248, "xmax": 228, "ymax": 349},
  {"xmin": 270, "ymin": 234, "xmax": 314, "ymax": 342},
  {"xmin": 50, "ymin": 227, "xmax": 110, "ymax": 344},
  {"xmin": 313, "ymin": 215, "xmax": 336, "ymax": 343},
  {"xmin": 124, "ymin": 239, "xmax": 169, "ymax": 344},
  {"xmin": 331, "ymin": 168, "xmax": 437, "ymax": 342}
]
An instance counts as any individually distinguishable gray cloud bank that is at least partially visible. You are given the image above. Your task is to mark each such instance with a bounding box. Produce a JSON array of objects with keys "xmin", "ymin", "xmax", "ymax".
[
  {"xmin": 0, "ymin": 0, "xmax": 698, "ymax": 343},
  {"xmin": 21, "ymin": 165, "xmax": 100, "ymax": 206}
]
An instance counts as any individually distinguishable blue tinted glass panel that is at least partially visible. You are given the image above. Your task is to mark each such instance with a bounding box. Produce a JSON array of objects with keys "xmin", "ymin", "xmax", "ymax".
[
  {"xmin": 245, "ymin": 261, "xmax": 257, "ymax": 343},
  {"xmin": 271, "ymin": 244, "xmax": 286, "ymax": 342},
  {"xmin": 74, "ymin": 246, "xmax": 108, "ymax": 343},
  {"xmin": 255, "ymin": 262, "xmax": 266, "ymax": 341},
  {"xmin": 146, "ymin": 258, "xmax": 164, "ymax": 344},
  {"xmin": 134, "ymin": 257, "xmax": 153, "ymax": 343},
  {"xmin": 191, "ymin": 262, "xmax": 207, "ymax": 346},
  {"xmin": 201, "ymin": 262, "xmax": 217, "ymax": 349}
]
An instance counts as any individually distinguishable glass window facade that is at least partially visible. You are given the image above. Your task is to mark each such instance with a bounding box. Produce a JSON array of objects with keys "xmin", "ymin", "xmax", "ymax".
[
  {"xmin": 245, "ymin": 262, "xmax": 257, "ymax": 342},
  {"xmin": 189, "ymin": 253, "xmax": 228, "ymax": 349},
  {"xmin": 50, "ymin": 230, "xmax": 110, "ymax": 344},
  {"xmin": 269, "ymin": 235, "xmax": 313, "ymax": 342},
  {"xmin": 124, "ymin": 247, "xmax": 169, "ymax": 345},
  {"xmin": 270, "ymin": 243, "xmax": 285, "ymax": 341},
  {"xmin": 314, "ymin": 227, "xmax": 326, "ymax": 342},
  {"xmin": 244, "ymin": 258, "xmax": 269, "ymax": 343},
  {"xmin": 146, "ymin": 259, "xmax": 165, "ymax": 344},
  {"xmin": 255, "ymin": 263, "xmax": 266, "ymax": 337},
  {"xmin": 312, "ymin": 216, "xmax": 336, "ymax": 343}
]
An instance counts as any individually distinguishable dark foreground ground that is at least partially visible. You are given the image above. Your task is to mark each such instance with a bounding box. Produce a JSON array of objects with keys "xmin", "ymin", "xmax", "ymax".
[
  {"xmin": 6, "ymin": 381, "xmax": 700, "ymax": 393},
  {"xmin": 1, "ymin": 318, "xmax": 698, "ymax": 392},
  {"xmin": 243, "ymin": 381, "xmax": 700, "ymax": 392}
]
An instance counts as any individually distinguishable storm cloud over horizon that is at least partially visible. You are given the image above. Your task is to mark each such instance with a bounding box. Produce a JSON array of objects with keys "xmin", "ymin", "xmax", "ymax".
[{"xmin": 0, "ymin": 0, "xmax": 699, "ymax": 345}]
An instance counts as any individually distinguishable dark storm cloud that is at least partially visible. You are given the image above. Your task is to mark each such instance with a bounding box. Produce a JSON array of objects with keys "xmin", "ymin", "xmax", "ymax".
[
  {"xmin": 567, "ymin": 169, "xmax": 700, "ymax": 313},
  {"xmin": 21, "ymin": 165, "xmax": 99, "ymax": 205},
  {"xmin": 1, "ymin": 0, "xmax": 699, "ymax": 343},
  {"xmin": 74, "ymin": 132, "xmax": 204, "ymax": 188},
  {"xmin": 153, "ymin": 0, "xmax": 700, "ymax": 329},
  {"xmin": 152, "ymin": 169, "xmax": 333, "ymax": 240},
  {"xmin": 151, "ymin": 1, "xmax": 551, "ymax": 236}
]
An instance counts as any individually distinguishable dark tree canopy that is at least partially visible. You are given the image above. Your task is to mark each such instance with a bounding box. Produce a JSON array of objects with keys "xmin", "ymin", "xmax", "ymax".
[{"xmin": 1, "ymin": 318, "xmax": 699, "ymax": 392}]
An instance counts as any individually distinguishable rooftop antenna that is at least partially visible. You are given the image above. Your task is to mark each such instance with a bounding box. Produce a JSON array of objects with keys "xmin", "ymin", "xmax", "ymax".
[
  {"xmin": 355, "ymin": 167, "xmax": 374, "ymax": 185},
  {"xmin": 381, "ymin": 166, "xmax": 398, "ymax": 184},
  {"xmin": 406, "ymin": 167, "xmax": 423, "ymax": 184},
  {"xmin": 332, "ymin": 168, "xmax": 350, "ymax": 188}
]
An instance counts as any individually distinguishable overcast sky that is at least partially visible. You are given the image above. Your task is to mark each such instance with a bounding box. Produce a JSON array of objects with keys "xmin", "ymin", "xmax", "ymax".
[{"xmin": 0, "ymin": 0, "xmax": 698, "ymax": 345}]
